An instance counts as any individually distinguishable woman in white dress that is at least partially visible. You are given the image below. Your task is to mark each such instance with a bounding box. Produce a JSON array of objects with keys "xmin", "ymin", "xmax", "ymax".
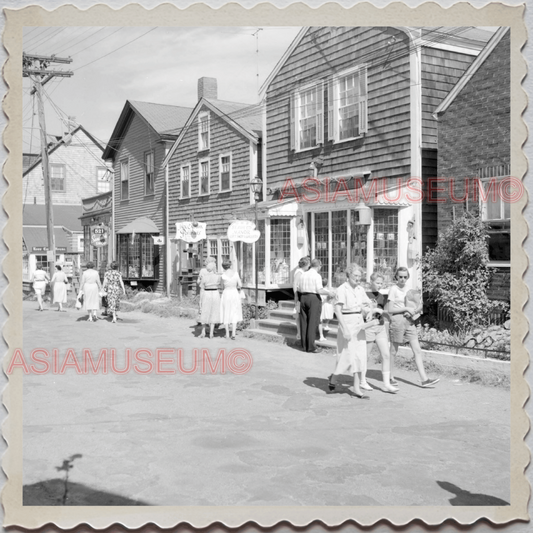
[
  {"xmin": 199, "ymin": 262, "xmax": 221, "ymax": 338},
  {"xmin": 328, "ymin": 264, "xmax": 379, "ymax": 399},
  {"xmin": 51, "ymin": 264, "xmax": 68, "ymax": 312},
  {"xmin": 31, "ymin": 263, "xmax": 50, "ymax": 311},
  {"xmin": 80, "ymin": 261, "xmax": 102, "ymax": 322},
  {"xmin": 220, "ymin": 261, "xmax": 243, "ymax": 340}
]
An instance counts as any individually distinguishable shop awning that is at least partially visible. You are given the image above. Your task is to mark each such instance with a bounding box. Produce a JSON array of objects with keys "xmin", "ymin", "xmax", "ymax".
[
  {"xmin": 233, "ymin": 198, "xmax": 300, "ymax": 219},
  {"xmin": 23, "ymin": 226, "xmax": 71, "ymax": 252},
  {"xmin": 116, "ymin": 217, "xmax": 159, "ymax": 234}
]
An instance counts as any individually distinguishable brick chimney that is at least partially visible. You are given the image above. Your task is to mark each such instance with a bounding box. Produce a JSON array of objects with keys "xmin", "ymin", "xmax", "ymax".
[{"xmin": 198, "ymin": 77, "xmax": 217, "ymax": 100}]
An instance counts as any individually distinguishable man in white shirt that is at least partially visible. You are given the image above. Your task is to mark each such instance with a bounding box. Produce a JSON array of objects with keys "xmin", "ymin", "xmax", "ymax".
[{"xmin": 297, "ymin": 259, "xmax": 333, "ymax": 353}]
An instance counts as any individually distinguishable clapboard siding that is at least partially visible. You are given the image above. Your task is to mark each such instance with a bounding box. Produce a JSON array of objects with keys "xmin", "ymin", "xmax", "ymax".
[
  {"xmin": 266, "ymin": 27, "xmax": 412, "ymax": 185},
  {"xmin": 168, "ymin": 105, "xmax": 259, "ymax": 248},
  {"xmin": 421, "ymin": 47, "xmax": 475, "ymax": 147},
  {"xmin": 113, "ymin": 113, "xmax": 169, "ymax": 290}
]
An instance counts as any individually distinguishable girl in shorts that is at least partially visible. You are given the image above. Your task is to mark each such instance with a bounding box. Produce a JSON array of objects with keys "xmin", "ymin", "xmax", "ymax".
[
  {"xmin": 386, "ymin": 267, "xmax": 439, "ymax": 388},
  {"xmin": 364, "ymin": 272, "xmax": 398, "ymax": 393}
]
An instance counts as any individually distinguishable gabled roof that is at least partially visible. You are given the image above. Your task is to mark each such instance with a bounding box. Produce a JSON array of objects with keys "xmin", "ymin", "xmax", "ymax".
[
  {"xmin": 102, "ymin": 100, "xmax": 193, "ymax": 160},
  {"xmin": 23, "ymin": 203, "xmax": 83, "ymax": 232},
  {"xmin": 162, "ymin": 98, "xmax": 262, "ymax": 168},
  {"xmin": 434, "ymin": 27, "xmax": 510, "ymax": 117},
  {"xmin": 23, "ymin": 125, "xmax": 104, "ymax": 177}
]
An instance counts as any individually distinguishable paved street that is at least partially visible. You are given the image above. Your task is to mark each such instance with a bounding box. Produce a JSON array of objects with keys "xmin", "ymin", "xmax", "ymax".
[{"xmin": 21, "ymin": 300, "xmax": 510, "ymax": 506}]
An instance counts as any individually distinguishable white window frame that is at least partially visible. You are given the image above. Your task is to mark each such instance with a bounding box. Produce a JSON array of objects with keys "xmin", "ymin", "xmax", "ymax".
[
  {"xmin": 96, "ymin": 166, "xmax": 110, "ymax": 193},
  {"xmin": 180, "ymin": 163, "xmax": 191, "ymax": 199},
  {"xmin": 50, "ymin": 163, "xmax": 66, "ymax": 192},
  {"xmin": 219, "ymin": 153, "xmax": 232, "ymax": 192},
  {"xmin": 120, "ymin": 158, "xmax": 129, "ymax": 200},
  {"xmin": 199, "ymin": 158, "xmax": 210, "ymax": 196},
  {"xmin": 144, "ymin": 150, "xmax": 155, "ymax": 196},
  {"xmin": 479, "ymin": 176, "xmax": 510, "ymax": 266},
  {"xmin": 290, "ymin": 82, "xmax": 324, "ymax": 152},
  {"xmin": 328, "ymin": 65, "xmax": 368, "ymax": 143},
  {"xmin": 198, "ymin": 111, "xmax": 210, "ymax": 151}
]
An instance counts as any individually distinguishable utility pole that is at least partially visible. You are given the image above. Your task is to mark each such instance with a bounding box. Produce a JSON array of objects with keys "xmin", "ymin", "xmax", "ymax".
[{"xmin": 23, "ymin": 53, "xmax": 73, "ymax": 276}]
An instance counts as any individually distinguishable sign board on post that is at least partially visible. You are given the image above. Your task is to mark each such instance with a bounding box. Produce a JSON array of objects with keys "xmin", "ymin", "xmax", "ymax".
[
  {"xmin": 91, "ymin": 225, "xmax": 108, "ymax": 248},
  {"xmin": 175, "ymin": 221, "xmax": 207, "ymax": 243},
  {"xmin": 227, "ymin": 220, "xmax": 261, "ymax": 243}
]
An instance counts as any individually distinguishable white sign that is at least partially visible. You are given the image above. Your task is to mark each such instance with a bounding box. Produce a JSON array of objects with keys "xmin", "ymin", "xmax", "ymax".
[
  {"xmin": 175, "ymin": 221, "xmax": 207, "ymax": 243},
  {"xmin": 227, "ymin": 220, "xmax": 261, "ymax": 243},
  {"xmin": 152, "ymin": 236, "xmax": 165, "ymax": 245},
  {"xmin": 91, "ymin": 225, "xmax": 108, "ymax": 248}
]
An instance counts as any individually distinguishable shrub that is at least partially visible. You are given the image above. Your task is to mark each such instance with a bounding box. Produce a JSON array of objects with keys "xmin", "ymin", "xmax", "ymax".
[{"xmin": 421, "ymin": 213, "xmax": 506, "ymax": 331}]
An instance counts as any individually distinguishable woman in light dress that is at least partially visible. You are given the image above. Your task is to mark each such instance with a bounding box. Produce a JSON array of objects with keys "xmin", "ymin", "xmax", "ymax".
[
  {"xmin": 31, "ymin": 263, "xmax": 50, "ymax": 311},
  {"xmin": 103, "ymin": 261, "xmax": 125, "ymax": 323},
  {"xmin": 199, "ymin": 262, "xmax": 221, "ymax": 338},
  {"xmin": 220, "ymin": 260, "xmax": 243, "ymax": 340},
  {"xmin": 328, "ymin": 264, "xmax": 379, "ymax": 399},
  {"xmin": 51, "ymin": 264, "xmax": 68, "ymax": 312},
  {"xmin": 197, "ymin": 256, "xmax": 217, "ymax": 324},
  {"xmin": 80, "ymin": 261, "xmax": 102, "ymax": 322}
]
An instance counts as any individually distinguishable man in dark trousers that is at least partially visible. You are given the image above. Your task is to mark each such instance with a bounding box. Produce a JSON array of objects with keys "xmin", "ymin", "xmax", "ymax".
[{"xmin": 296, "ymin": 259, "xmax": 334, "ymax": 353}]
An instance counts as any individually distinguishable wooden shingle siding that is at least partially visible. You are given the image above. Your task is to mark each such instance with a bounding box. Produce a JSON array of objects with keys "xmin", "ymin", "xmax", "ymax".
[
  {"xmin": 421, "ymin": 148, "xmax": 438, "ymax": 252},
  {"xmin": 266, "ymin": 27, "xmax": 412, "ymax": 185},
  {"xmin": 168, "ymin": 105, "xmax": 258, "ymax": 250},
  {"xmin": 421, "ymin": 48, "xmax": 475, "ymax": 147},
  {"xmin": 114, "ymin": 113, "xmax": 167, "ymax": 290}
]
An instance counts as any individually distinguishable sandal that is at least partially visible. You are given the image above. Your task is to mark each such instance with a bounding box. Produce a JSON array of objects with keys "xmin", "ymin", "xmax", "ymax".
[{"xmin": 231, "ymin": 336, "xmax": 236, "ymax": 340}]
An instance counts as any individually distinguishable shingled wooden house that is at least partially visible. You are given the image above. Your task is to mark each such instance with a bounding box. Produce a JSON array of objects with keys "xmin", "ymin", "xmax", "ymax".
[
  {"xmin": 103, "ymin": 100, "xmax": 192, "ymax": 292},
  {"xmin": 163, "ymin": 78, "xmax": 262, "ymax": 296},
  {"xmin": 434, "ymin": 27, "xmax": 511, "ymax": 301},
  {"xmin": 258, "ymin": 26, "xmax": 494, "ymax": 291}
]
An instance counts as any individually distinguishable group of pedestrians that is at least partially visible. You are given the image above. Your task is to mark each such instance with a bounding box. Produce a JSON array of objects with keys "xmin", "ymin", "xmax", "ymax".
[
  {"xmin": 197, "ymin": 257, "xmax": 244, "ymax": 339},
  {"xmin": 294, "ymin": 260, "xmax": 439, "ymax": 399},
  {"xmin": 30, "ymin": 261, "xmax": 125, "ymax": 322}
]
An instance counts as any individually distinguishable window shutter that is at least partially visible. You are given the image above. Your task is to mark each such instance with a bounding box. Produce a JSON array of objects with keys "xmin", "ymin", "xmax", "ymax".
[
  {"xmin": 359, "ymin": 66, "xmax": 368, "ymax": 134},
  {"xmin": 316, "ymin": 81, "xmax": 324, "ymax": 144},
  {"xmin": 290, "ymin": 93, "xmax": 296, "ymax": 150},
  {"xmin": 327, "ymin": 80, "xmax": 335, "ymax": 141}
]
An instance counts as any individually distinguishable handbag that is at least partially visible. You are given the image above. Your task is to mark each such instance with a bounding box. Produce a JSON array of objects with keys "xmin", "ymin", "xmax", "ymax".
[
  {"xmin": 99, "ymin": 290, "xmax": 107, "ymax": 297},
  {"xmin": 239, "ymin": 290, "xmax": 247, "ymax": 301}
]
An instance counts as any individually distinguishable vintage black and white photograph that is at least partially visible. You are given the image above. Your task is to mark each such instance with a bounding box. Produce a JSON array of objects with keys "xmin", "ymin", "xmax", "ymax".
[{"xmin": 2, "ymin": 1, "xmax": 529, "ymax": 529}]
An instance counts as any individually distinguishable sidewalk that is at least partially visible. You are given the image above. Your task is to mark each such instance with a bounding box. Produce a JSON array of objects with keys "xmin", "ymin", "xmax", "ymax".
[{"xmin": 21, "ymin": 300, "xmax": 510, "ymax": 506}]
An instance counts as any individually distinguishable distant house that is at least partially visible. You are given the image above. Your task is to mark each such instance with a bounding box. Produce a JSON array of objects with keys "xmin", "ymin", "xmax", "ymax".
[
  {"xmin": 102, "ymin": 100, "xmax": 193, "ymax": 292},
  {"xmin": 163, "ymin": 77, "xmax": 262, "ymax": 295},
  {"xmin": 257, "ymin": 26, "xmax": 491, "ymax": 294},
  {"xmin": 23, "ymin": 125, "xmax": 110, "ymax": 205},
  {"xmin": 434, "ymin": 27, "xmax": 510, "ymax": 300},
  {"xmin": 23, "ymin": 203, "xmax": 84, "ymax": 282}
]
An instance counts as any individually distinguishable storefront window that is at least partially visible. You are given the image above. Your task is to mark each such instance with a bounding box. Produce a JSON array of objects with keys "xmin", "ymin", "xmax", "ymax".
[
  {"xmin": 117, "ymin": 234, "xmax": 158, "ymax": 279},
  {"xmin": 373, "ymin": 208, "xmax": 398, "ymax": 283},
  {"xmin": 257, "ymin": 220, "xmax": 266, "ymax": 283},
  {"xmin": 351, "ymin": 212, "xmax": 368, "ymax": 272},
  {"xmin": 332, "ymin": 210, "xmax": 347, "ymax": 287},
  {"xmin": 270, "ymin": 219, "xmax": 290, "ymax": 285},
  {"xmin": 242, "ymin": 242, "xmax": 253, "ymax": 285},
  {"xmin": 314, "ymin": 212, "xmax": 329, "ymax": 283}
]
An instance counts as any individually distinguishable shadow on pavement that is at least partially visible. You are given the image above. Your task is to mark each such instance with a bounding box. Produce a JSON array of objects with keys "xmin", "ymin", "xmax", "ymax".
[
  {"xmin": 437, "ymin": 481, "xmax": 509, "ymax": 506},
  {"xmin": 23, "ymin": 479, "xmax": 149, "ymax": 506}
]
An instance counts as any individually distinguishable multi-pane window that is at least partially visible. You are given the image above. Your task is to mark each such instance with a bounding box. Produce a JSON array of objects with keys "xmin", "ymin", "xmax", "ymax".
[
  {"xmin": 373, "ymin": 208, "xmax": 398, "ymax": 283},
  {"xmin": 199, "ymin": 160, "xmax": 210, "ymax": 195},
  {"xmin": 242, "ymin": 242, "xmax": 253, "ymax": 285},
  {"xmin": 96, "ymin": 166, "xmax": 110, "ymax": 193},
  {"xmin": 331, "ymin": 210, "xmax": 347, "ymax": 287},
  {"xmin": 328, "ymin": 65, "xmax": 368, "ymax": 142},
  {"xmin": 180, "ymin": 165, "xmax": 190, "ymax": 198},
  {"xmin": 256, "ymin": 220, "xmax": 266, "ymax": 283},
  {"xmin": 198, "ymin": 113, "xmax": 210, "ymax": 151},
  {"xmin": 120, "ymin": 159, "xmax": 129, "ymax": 200},
  {"xmin": 480, "ymin": 176, "xmax": 511, "ymax": 262},
  {"xmin": 220, "ymin": 239, "xmax": 231, "ymax": 265},
  {"xmin": 314, "ymin": 212, "xmax": 329, "ymax": 283},
  {"xmin": 291, "ymin": 83, "xmax": 323, "ymax": 152},
  {"xmin": 219, "ymin": 154, "xmax": 231, "ymax": 191},
  {"xmin": 209, "ymin": 239, "xmax": 218, "ymax": 269},
  {"xmin": 270, "ymin": 219, "xmax": 290, "ymax": 284},
  {"xmin": 117, "ymin": 234, "xmax": 158, "ymax": 279},
  {"xmin": 350, "ymin": 213, "xmax": 368, "ymax": 272},
  {"xmin": 51, "ymin": 164, "xmax": 66, "ymax": 192},
  {"xmin": 145, "ymin": 151, "xmax": 155, "ymax": 195}
]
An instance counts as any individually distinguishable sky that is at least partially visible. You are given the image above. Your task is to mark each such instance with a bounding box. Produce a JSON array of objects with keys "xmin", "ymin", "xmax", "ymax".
[{"xmin": 22, "ymin": 26, "xmax": 302, "ymax": 151}]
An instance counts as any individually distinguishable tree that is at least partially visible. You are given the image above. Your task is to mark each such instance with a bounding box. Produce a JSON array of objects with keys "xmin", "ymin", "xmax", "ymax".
[{"xmin": 421, "ymin": 213, "xmax": 502, "ymax": 331}]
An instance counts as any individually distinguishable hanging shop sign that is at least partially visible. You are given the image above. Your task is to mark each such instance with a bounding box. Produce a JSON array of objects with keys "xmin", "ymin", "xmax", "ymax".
[
  {"xmin": 152, "ymin": 236, "xmax": 165, "ymax": 245},
  {"xmin": 175, "ymin": 221, "xmax": 207, "ymax": 243},
  {"xmin": 227, "ymin": 220, "xmax": 261, "ymax": 243},
  {"xmin": 32, "ymin": 246, "xmax": 67, "ymax": 253},
  {"xmin": 91, "ymin": 225, "xmax": 109, "ymax": 248}
]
